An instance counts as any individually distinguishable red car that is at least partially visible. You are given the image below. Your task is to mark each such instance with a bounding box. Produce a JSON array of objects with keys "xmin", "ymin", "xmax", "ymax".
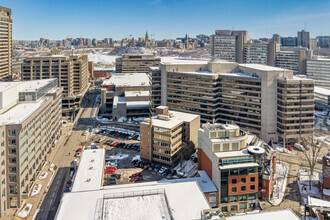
[
  {"xmin": 108, "ymin": 166, "xmax": 117, "ymax": 170},
  {"xmin": 113, "ymin": 142, "xmax": 120, "ymax": 147},
  {"xmin": 105, "ymin": 167, "xmax": 116, "ymax": 174},
  {"xmin": 286, "ymin": 146, "xmax": 293, "ymax": 151},
  {"xmin": 76, "ymin": 148, "xmax": 82, "ymax": 152}
]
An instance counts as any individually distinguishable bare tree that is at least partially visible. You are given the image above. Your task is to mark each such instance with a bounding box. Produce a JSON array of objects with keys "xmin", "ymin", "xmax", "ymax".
[{"xmin": 300, "ymin": 136, "xmax": 324, "ymax": 190}]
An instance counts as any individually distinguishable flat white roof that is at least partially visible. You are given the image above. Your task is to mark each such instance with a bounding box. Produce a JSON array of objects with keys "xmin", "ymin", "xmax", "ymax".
[
  {"xmin": 71, "ymin": 149, "xmax": 105, "ymax": 192},
  {"xmin": 308, "ymin": 196, "xmax": 330, "ymax": 207},
  {"xmin": 0, "ymin": 78, "xmax": 56, "ymax": 93},
  {"xmin": 239, "ymin": 63, "xmax": 288, "ymax": 71},
  {"xmin": 124, "ymin": 90, "xmax": 149, "ymax": 97},
  {"xmin": 160, "ymin": 56, "xmax": 210, "ymax": 65},
  {"xmin": 159, "ymin": 170, "xmax": 218, "ymax": 193},
  {"xmin": 315, "ymin": 86, "xmax": 330, "ymax": 96},
  {"xmin": 219, "ymin": 162, "xmax": 259, "ymax": 170},
  {"xmin": 126, "ymin": 101, "xmax": 150, "ymax": 108},
  {"xmin": 215, "ymin": 149, "xmax": 250, "ymax": 158},
  {"xmin": 227, "ymin": 209, "xmax": 300, "ymax": 220},
  {"xmin": 55, "ymin": 181, "xmax": 210, "ymax": 220},
  {"xmin": 102, "ymin": 73, "xmax": 150, "ymax": 87},
  {"xmin": 143, "ymin": 110, "xmax": 199, "ymax": 129},
  {"xmin": 0, "ymin": 98, "xmax": 47, "ymax": 126}
]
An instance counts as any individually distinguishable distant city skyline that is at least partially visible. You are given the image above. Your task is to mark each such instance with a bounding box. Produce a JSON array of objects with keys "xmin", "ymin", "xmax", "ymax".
[{"xmin": 2, "ymin": 0, "xmax": 330, "ymax": 40}]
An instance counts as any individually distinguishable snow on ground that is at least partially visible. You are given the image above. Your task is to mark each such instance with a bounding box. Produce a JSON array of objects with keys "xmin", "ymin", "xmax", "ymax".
[
  {"xmin": 103, "ymin": 195, "xmax": 170, "ymax": 220},
  {"xmin": 107, "ymin": 154, "xmax": 129, "ymax": 160},
  {"xmin": 270, "ymin": 162, "xmax": 289, "ymax": 205},
  {"xmin": 298, "ymin": 169, "xmax": 322, "ymax": 199},
  {"xmin": 88, "ymin": 53, "xmax": 117, "ymax": 65},
  {"xmin": 17, "ymin": 203, "xmax": 33, "ymax": 218},
  {"xmin": 38, "ymin": 171, "xmax": 48, "ymax": 180},
  {"xmin": 273, "ymin": 144, "xmax": 290, "ymax": 153},
  {"xmin": 314, "ymin": 110, "xmax": 330, "ymax": 132},
  {"xmin": 30, "ymin": 183, "xmax": 42, "ymax": 197},
  {"xmin": 173, "ymin": 159, "xmax": 197, "ymax": 177},
  {"xmin": 132, "ymin": 155, "xmax": 140, "ymax": 161}
]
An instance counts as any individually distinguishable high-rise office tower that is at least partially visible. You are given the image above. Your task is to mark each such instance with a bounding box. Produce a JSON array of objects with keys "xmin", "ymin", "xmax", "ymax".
[
  {"xmin": 0, "ymin": 6, "xmax": 12, "ymax": 80},
  {"xmin": 271, "ymin": 34, "xmax": 281, "ymax": 45},
  {"xmin": 297, "ymin": 30, "xmax": 310, "ymax": 48},
  {"xmin": 211, "ymin": 30, "xmax": 247, "ymax": 63}
]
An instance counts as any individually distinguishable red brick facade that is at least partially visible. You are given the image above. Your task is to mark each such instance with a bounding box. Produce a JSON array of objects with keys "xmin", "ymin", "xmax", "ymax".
[
  {"xmin": 198, "ymin": 149, "xmax": 213, "ymax": 179},
  {"xmin": 228, "ymin": 174, "xmax": 259, "ymax": 196}
]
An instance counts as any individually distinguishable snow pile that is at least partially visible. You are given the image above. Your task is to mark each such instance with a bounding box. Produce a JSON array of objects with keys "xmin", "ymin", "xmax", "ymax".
[
  {"xmin": 173, "ymin": 160, "xmax": 197, "ymax": 177},
  {"xmin": 314, "ymin": 134, "xmax": 330, "ymax": 147},
  {"xmin": 30, "ymin": 183, "xmax": 42, "ymax": 197},
  {"xmin": 270, "ymin": 162, "xmax": 289, "ymax": 205},
  {"xmin": 107, "ymin": 154, "xmax": 129, "ymax": 160},
  {"xmin": 103, "ymin": 195, "xmax": 170, "ymax": 220},
  {"xmin": 298, "ymin": 169, "xmax": 322, "ymax": 199},
  {"xmin": 132, "ymin": 155, "xmax": 141, "ymax": 161},
  {"xmin": 88, "ymin": 53, "xmax": 117, "ymax": 65},
  {"xmin": 273, "ymin": 144, "xmax": 290, "ymax": 153},
  {"xmin": 117, "ymin": 117, "xmax": 127, "ymax": 123},
  {"xmin": 17, "ymin": 203, "xmax": 33, "ymax": 218}
]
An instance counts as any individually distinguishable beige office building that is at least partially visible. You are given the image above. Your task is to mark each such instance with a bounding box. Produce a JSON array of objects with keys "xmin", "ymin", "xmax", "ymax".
[
  {"xmin": 0, "ymin": 78, "xmax": 62, "ymax": 216},
  {"xmin": 306, "ymin": 58, "xmax": 330, "ymax": 89},
  {"xmin": 116, "ymin": 54, "xmax": 160, "ymax": 73},
  {"xmin": 150, "ymin": 58, "xmax": 314, "ymax": 143},
  {"xmin": 0, "ymin": 6, "xmax": 12, "ymax": 80},
  {"xmin": 140, "ymin": 106, "xmax": 200, "ymax": 167},
  {"xmin": 21, "ymin": 53, "xmax": 89, "ymax": 116}
]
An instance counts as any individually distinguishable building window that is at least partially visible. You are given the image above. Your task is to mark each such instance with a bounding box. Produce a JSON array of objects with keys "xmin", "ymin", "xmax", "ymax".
[
  {"xmin": 229, "ymin": 196, "xmax": 237, "ymax": 202},
  {"xmin": 232, "ymin": 187, "xmax": 237, "ymax": 193},
  {"xmin": 230, "ymin": 169, "xmax": 238, "ymax": 176},
  {"xmin": 232, "ymin": 179, "xmax": 237, "ymax": 184},
  {"xmin": 239, "ymin": 168, "xmax": 248, "ymax": 175},
  {"xmin": 241, "ymin": 186, "xmax": 246, "ymax": 192},
  {"xmin": 9, "ymin": 130, "xmax": 16, "ymax": 136},
  {"xmin": 209, "ymin": 193, "xmax": 217, "ymax": 207},
  {"xmin": 221, "ymin": 197, "xmax": 228, "ymax": 203},
  {"xmin": 239, "ymin": 195, "xmax": 247, "ymax": 201},
  {"xmin": 231, "ymin": 205, "xmax": 237, "ymax": 211},
  {"xmin": 221, "ymin": 207, "xmax": 228, "ymax": 212},
  {"xmin": 250, "ymin": 177, "xmax": 255, "ymax": 182},
  {"xmin": 248, "ymin": 194, "xmax": 256, "ymax": 200},
  {"xmin": 240, "ymin": 203, "xmax": 247, "ymax": 210},
  {"xmin": 250, "ymin": 185, "xmax": 255, "ymax": 190},
  {"xmin": 9, "ymin": 139, "xmax": 16, "ymax": 145},
  {"xmin": 241, "ymin": 178, "xmax": 246, "ymax": 183}
]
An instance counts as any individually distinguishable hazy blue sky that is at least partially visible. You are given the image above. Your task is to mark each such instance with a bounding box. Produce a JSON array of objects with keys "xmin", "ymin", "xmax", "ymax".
[{"xmin": 2, "ymin": 0, "xmax": 330, "ymax": 40}]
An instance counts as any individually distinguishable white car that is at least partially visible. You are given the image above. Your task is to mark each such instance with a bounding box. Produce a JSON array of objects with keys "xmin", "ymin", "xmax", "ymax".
[{"xmin": 159, "ymin": 167, "xmax": 167, "ymax": 174}]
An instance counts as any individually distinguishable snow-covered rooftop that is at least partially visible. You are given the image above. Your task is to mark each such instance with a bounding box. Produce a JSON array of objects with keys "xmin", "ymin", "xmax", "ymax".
[
  {"xmin": 226, "ymin": 209, "xmax": 300, "ymax": 220},
  {"xmin": 215, "ymin": 149, "xmax": 250, "ymax": 158},
  {"xmin": 0, "ymin": 98, "xmax": 47, "ymax": 126},
  {"xmin": 159, "ymin": 170, "xmax": 218, "ymax": 193},
  {"xmin": 71, "ymin": 149, "xmax": 105, "ymax": 192},
  {"xmin": 0, "ymin": 78, "xmax": 56, "ymax": 93},
  {"xmin": 55, "ymin": 181, "xmax": 210, "ymax": 220},
  {"xmin": 143, "ymin": 110, "xmax": 199, "ymax": 129},
  {"xmin": 126, "ymin": 101, "xmax": 150, "ymax": 108},
  {"xmin": 219, "ymin": 162, "xmax": 259, "ymax": 170},
  {"xmin": 308, "ymin": 196, "xmax": 330, "ymax": 208},
  {"xmin": 124, "ymin": 90, "xmax": 149, "ymax": 97},
  {"xmin": 239, "ymin": 63, "xmax": 289, "ymax": 71},
  {"xmin": 102, "ymin": 73, "xmax": 150, "ymax": 87},
  {"xmin": 315, "ymin": 86, "xmax": 330, "ymax": 96},
  {"xmin": 160, "ymin": 56, "xmax": 210, "ymax": 65}
]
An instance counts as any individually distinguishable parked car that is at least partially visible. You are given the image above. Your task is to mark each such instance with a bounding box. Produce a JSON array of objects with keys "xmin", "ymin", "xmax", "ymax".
[
  {"xmin": 154, "ymin": 165, "xmax": 161, "ymax": 172},
  {"xmin": 108, "ymin": 177, "xmax": 116, "ymax": 185},
  {"xmin": 111, "ymin": 174, "xmax": 121, "ymax": 179},
  {"xmin": 76, "ymin": 148, "xmax": 82, "ymax": 153},
  {"xmin": 171, "ymin": 169, "xmax": 177, "ymax": 176},
  {"xmin": 304, "ymin": 144, "xmax": 310, "ymax": 150},
  {"xmin": 96, "ymin": 137, "xmax": 105, "ymax": 143},
  {"xmin": 75, "ymin": 152, "xmax": 81, "ymax": 157},
  {"xmin": 286, "ymin": 146, "xmax": 293, "ymax": 151},
  {"xmin": 113, "ymin": 142, "xmax": 120, "ymax": 147},
  {"xmin": 163, "ymin": 168, "xmax": 171, "ymax": 176},
  {"xmin": 159, "ymin": 167, "xmax": 167, "ymax": 174}
]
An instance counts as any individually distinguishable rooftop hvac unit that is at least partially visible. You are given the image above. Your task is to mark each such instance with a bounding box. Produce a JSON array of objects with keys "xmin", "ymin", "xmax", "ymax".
[
  {"xmin": 91, "ymin": 159, "xmax": 95, "ymax": 162},
  {"xmin": 89, "ymin": 166, "xmax": 93, "ymax": 170},
  {"xmin": 86, "ymin": 178, "xmax": 91, "ymax": 182}
]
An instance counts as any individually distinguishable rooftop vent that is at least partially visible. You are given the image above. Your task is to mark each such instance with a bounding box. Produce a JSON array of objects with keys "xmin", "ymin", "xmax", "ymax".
[
  {"xmin": 86, "ymin": 178, "xmax": 91, "ymax": 182},
  {"xmin": 91, "ymin": 159, "xmax": 95, "ymax": 162},
  {"xmin": 89, "ymin": 166, "xmax": 93, "ymax": 170}
]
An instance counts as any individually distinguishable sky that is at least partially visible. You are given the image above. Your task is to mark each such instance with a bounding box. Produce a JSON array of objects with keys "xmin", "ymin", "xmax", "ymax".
[{"xmin": 2, "ymin": 0, "xmax": 330, "ymax": 41}]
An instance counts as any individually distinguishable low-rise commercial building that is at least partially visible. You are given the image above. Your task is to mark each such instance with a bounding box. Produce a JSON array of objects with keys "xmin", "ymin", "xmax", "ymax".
[
  {"xmin": 152, "ymin": 59, "xmax": 314, "ymax": 143},
  {"xmin": 116, "ymin": 54, "xmax": 160, "ymax": 73},
  {"xmin": 100, "ymin": 73, "xmax": 150, "ymax": 120},
  {"xmin": 140, "ymin": 106, "xmax": 200, "ymax": 167},
  {"xmin": 55, "ymin": 148, "xmax": 210, "ymax": 220},
  {"xmin": 226, "ymin": 209, "xmax": 300, "ymax": 220},
  {"xmin": 0, "ymin": 79, "xmax": 62, "ymax": 216},
  {"xmin": 21, "ymin": 52, "xmax": 89, "ymax": 117},
  {"xmin": 198, "ymin": 123, "xmax": 276, "ymax": 214}
]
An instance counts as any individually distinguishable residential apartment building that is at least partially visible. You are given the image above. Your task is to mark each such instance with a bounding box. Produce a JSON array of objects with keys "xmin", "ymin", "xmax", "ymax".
[
  {"xmin": 0, "ymin": 79, "xmax": 62, "ymax": 216},
  {"xmin": 277, "ymin": 77, "xmax": 315, "ymax": 144},
  {"xmin": 115, "ymin": 54, "xmax": 160, "ymax": 73},
  {"xmin": 100, "ymin": 73, "xmax": 150, "ymax": 120},
  {"xmin": 21, "ymin": 52, "xmax": 89, "ymax": 117},
  {"xmin": 306, "ymin": 58, "xmax": 330, "ymax": 89},
  {"xmin": 150, "ymin": 58, "xmax": 314, "ymax": 143},
  {"xmin": 140, "ymin": 106, "xmax": 200, "ymax": 167},
  {"xmin": 198, "ymin": 123, "xmax": 276, "ymax": 214},
  {"xmin": 0, "ymin": 6, "xmax": 12, "ymax": 80}
]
